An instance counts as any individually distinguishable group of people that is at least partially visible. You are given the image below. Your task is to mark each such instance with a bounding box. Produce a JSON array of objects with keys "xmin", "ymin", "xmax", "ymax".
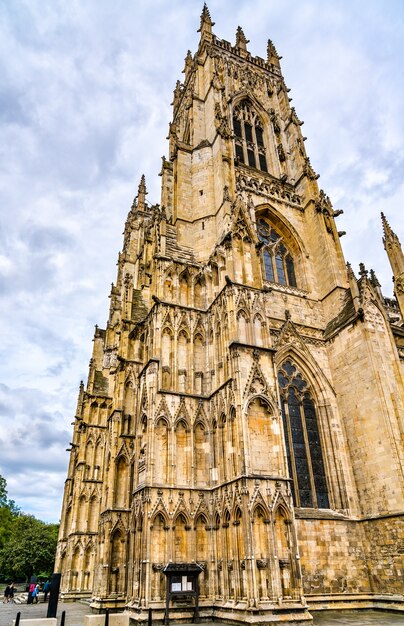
[
  {"xmin": 27, "ymin": 580, "xmax": 51, "ymax": 604},
  {"xmin": 2, "ymin": 583, "xmax": 16, "ymax": 603},
  {"xmin": 27, "ymin": 583, "xmax": 40, "ymax": 604},
  {"xmin": 2, "ymin": 580, "xmax": 51, "ymax": 605}
]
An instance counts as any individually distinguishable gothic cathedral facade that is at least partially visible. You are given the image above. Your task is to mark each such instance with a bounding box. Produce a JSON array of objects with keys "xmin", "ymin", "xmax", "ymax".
[{"xmin": 56, "ymin": 7, "xmax": 404, "ymax": 624}]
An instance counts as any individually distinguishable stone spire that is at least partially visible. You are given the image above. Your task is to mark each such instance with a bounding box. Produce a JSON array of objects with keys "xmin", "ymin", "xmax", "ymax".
[
  {"xmin": 136, "ymin": 174, "xmax": 147, "ymax": 212},
  {"xmin": 198, "ymin": 3, "xmax": 214, "ymax": 40},
  {"xmin": 235, "ymin": 26, "xmax": 249, "ymax": 51},
  {"xmin": 382, "ymin": 212, "xmax": 404, "ymax": 316},
  {"xmin": 382, "ymin": 212, "xmax": 404, "ymax": 276},
  {"xmin": 183, "ymin": 50, "xmax": 193, "ymax": 81}
]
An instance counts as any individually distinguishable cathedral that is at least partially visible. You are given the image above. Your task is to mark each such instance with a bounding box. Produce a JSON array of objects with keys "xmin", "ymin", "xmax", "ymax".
[{"xmin": 56, "ymin": 6, "xmax": 404, "ymax": 624}]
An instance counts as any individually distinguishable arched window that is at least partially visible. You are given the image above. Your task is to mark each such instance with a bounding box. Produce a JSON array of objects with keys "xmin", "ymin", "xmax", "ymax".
[
  {"xmin": 278, "ymin": 360, "xmax": 329, "ymax": 509},
  {"xmin": 233, "ymin": 101, "xmax": 268, "ymax": 172},
  {"xmin": 257, "ymin": 219, "xmax": 297, "ymax": 287}
]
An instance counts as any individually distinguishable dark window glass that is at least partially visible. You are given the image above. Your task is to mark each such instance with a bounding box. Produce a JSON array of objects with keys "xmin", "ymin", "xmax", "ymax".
[
  {"xmin": 286, "ymin": 255, "xmax": 297, "ymax": 287},
  {"xmin": 233, "ymin": 118, "xmax": 242, "ymax": 138},
  {"xmin": 303, "ymin": 396, "xmax": 329, "ymax": 508},
  {"xmin": 270, "ymin": 228, "xmax": 279, "ymax": 243},
  {"xmin": 283, "ymin": 361, "xmax": 296, "ymax": 377},
  {"xmin": 258, "ymin": 223, "xmax": 297, "ymax": 288},
  {"xmin": 263, "ymin": 250, "xmax": 274, "ymax": 282},
  {"xmin": 278, "ymin": 373, "xmax": 288, "ymax": 388},
  {"xmin": 288, "ymin": 389, "xmax": 312, "ymax": 507},
  {"xmin": 247, "ymin": 149, "xmax": 256, "ymax": 168},
  {"xmin": 275, "ymin": 254, "xmax": 286, "ymax": 284},
  {"xmin": 245, "ymin": 123, "xmax": 253, "ymax": 142},
  {"xmin": 235, "ymin": 143, "xmax": 244, "ymax": 163},
  {"xmin": 256, "ymin": 127, "xmax": 264, "ymax": 146},
  {"xmin": 258, "ymin": 220, "xmax": 269, "ymax": 243},
  {"xmin": 259, "ymin": 153, "xmax": 268, "ymax": 172},
  {"xmin": 233, "ymin": 103, "xmax": 267, "ymax": 172},
  {"xmin": 278, "ymin": 364, "xmax": 329, "ymax": 510},
  {"xmin": 294, "ymin": 375, "xmax": 306, "ymax": 391}
]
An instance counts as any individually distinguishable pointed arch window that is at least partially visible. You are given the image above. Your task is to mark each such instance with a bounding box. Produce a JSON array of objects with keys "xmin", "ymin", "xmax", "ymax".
[
  {"xmin": 278, "ymin": 360, "xmax": 329, "ymax": 509},
  {"xmin": 233, "ymin": 101, "xmax": 268, "ymax": 172},
  {"xmin": 257, "ymin": 219, "xmax": 297, "ymax": 287}
]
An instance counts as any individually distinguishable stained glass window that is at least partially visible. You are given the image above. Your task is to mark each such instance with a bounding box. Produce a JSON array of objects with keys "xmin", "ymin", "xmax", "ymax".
[{"xmin": 278, "ymin": 360, "xmax": 329, "ymax": 509}]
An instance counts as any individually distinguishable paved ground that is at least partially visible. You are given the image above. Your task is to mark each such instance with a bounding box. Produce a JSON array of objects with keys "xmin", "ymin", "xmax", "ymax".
[
  {"xmin": 0, "ymin": 600, "xmax": 89, "ymax": 626},
  {"xmin": 312, "ymin": 610, "xmax": 404, "ymax": 624},
  {"xmin": 1, "ymin": 601, "xmax": 404, "ymax": 626}
]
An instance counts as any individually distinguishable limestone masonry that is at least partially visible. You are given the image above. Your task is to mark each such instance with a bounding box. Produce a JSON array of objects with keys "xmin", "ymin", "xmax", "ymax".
[{"xmin": 56, "ymin": 6, "xmax": 404, "ymax": 624}]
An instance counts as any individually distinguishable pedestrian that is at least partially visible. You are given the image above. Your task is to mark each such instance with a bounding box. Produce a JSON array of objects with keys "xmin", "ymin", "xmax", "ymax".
[
  {"xmin": 3, "ymin": 584, "xmax": 11, "ymax": 603},
  {"xmin": 27, "ymin": 582, "xmax": 36, "ymax": 604},
  {"xmin": 43, "ymin": 580, "xmax": 51, "ymax": 602},
  {"xmin": 32, "ymin": 584, "xmax": 40, "ymax": 604},
  {"xmin": 9, "ymin": 583, "xmax": 15, "ymax": 603}
]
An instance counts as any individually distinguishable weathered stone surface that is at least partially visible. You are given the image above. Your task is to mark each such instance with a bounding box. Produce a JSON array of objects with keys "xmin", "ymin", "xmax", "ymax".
[{"xmin": 55, "ymin": 6, "xmax": 404, "ymax": 625}]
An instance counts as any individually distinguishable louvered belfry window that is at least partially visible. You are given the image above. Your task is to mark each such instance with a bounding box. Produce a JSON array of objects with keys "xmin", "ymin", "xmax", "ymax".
[
  {"xmin": 278, "ymin": 360, "xmax": 330, "ymax": 509},
  {"xmin": 233, "ymin": 101, "xmax": 268, "ymax": 172}
]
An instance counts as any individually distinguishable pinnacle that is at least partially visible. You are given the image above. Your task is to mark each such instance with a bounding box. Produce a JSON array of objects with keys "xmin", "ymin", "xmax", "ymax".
[
  {"xmin": 138, "ymin": 174, "xmax": 146, "ymax": 192},
  {"xmin": 236, "ymin": 26, "xmax": 249, "ymax": 50},
  {"xmin": 130, "ymin": 174, "xmax": 148, "ymax": 213},
  {"xmin": 381, "ymin": 211, "xmax": 392, "ymax": 237},
  {"xmin": 370, "ymin": 269, "xmax": 381, "ymax": 287},
  {"xmin": 267, "ymin": 39, "xmax": 282, "ymax": 64},
  {"xmin": 346, "ymin": 262, "xmax": 354, "ymax": 278},
  {"xmin": 198, "ymin": 3, "xmax": 214, "ymax": 32},
  {"xmin": 359, "ymin": 262, "xmax": 368, "ymax": 278},
  {"xmin": 381, "ymin": 211, "xmax": 400, "ymax": 248}
]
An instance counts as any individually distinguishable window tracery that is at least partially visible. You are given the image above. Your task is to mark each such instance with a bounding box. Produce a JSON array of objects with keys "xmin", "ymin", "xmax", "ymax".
[
  {"xmin": 257, "ymin": 219, "xmax": 297, "ymax": 287},
  {"xmin": 277, "ymin": 360, "xmax": 329, "ymax": 509},
  {"xmin": 233, "ymin": 101, "xmax": 268, "ymax": 172}
]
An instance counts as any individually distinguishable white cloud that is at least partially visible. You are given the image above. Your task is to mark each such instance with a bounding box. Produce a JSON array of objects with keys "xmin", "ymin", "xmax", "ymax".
[{"xmin": 0, "ymin": 0, "xmax": 403, "ymax": 521}]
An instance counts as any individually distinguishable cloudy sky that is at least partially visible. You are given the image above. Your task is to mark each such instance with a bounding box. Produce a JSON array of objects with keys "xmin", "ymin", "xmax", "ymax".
[{"xmin": 1, "ymin": 0, "xmax": 403, "ymax": 523}]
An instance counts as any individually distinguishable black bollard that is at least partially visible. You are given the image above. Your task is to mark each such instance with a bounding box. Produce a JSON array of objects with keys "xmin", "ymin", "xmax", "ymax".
[
  {"xmin": 15, "ymin": 612, "xmax": 21, "ymax": 626},
  {"xmin": 60, "ymin": 610, "xmax": 66, "ymax": 626},
  {"xmin": 47, "ymin": 573, "xmax": 61, "ymax": 619},
  {"xmin": 105, "ymin": 608, "xmax": 109, "ymax": 626},
  {"xmin": 148, "ymin": 607, "xmax": 152, "ymax": 626}
]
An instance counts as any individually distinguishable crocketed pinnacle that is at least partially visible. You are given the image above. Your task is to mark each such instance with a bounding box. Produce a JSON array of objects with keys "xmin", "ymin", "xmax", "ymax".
[
  {"xmin": 198, "ymin": 3, "xmax": 214, "ymax": 33},
  {"xmin": 346, "ymin": 262, "xmax": 355, "ymax": 280},
  {"xmin": 267, "ymin": 39, "xmax": 281, "ymax": 65},
  {"xmin": 381, "ymin": 212, "xmax": 399, "ymax": 246},
  {"xmin": 136, "ymin": 174, "xmax": 147, "ymax": 212},
  {"xmin": 236, "ymin": 26, "xmax": 249, "ymax": 50}
]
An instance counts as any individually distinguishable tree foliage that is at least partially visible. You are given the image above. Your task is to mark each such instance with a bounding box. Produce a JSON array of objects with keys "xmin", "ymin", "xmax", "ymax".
[
  {"xmin": 0, "ymin": 474, "xmax": 58, "ymax": 580},
  {"xmin": 0, "ymin": 475, "xmax": 19, "ymax": 553}
]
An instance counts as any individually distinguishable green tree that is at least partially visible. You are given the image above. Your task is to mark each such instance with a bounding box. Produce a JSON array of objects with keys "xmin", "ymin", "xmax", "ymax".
[
  {"xmin": 0, "ymin": 475, "xmax": 19, "ymax": 552},
  {"xmin": 0, "ymin": 514, "xmax": 59, "ymax": 580},
  {"xmin": 0, "ymin": 474, "xmax": 58, "ymax": 580}
]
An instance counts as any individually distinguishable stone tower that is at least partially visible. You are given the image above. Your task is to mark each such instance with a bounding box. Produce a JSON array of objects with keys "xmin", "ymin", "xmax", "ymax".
[{"xmin": 56, "ymin": 6, "xmax": 404, "ymax": 623}]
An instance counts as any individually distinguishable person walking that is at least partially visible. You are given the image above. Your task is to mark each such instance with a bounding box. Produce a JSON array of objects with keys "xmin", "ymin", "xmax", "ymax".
[
  {"xmin": 8, "ymin": 583, "xmax": 15, "ymax": 603},
  {"xmin": 32, "ymin": 584, "xmax": 40, "ymax": 604},
  {"xmin": 3, "ymin": 584, "xmax": 11, "ymax": 603},
  {"xmin": 43, "ymin": 580, "xmax": 51, "ymax": 602},
  {"xmin": 27, "ymin": 582, "xmax": 36, "ymax": 604}
]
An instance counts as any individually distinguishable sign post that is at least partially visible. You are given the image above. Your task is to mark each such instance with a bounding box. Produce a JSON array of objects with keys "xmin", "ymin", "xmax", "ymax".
[{"xmin": 162, "ymin": 563, "xmax": 202, "ymax": 625}]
